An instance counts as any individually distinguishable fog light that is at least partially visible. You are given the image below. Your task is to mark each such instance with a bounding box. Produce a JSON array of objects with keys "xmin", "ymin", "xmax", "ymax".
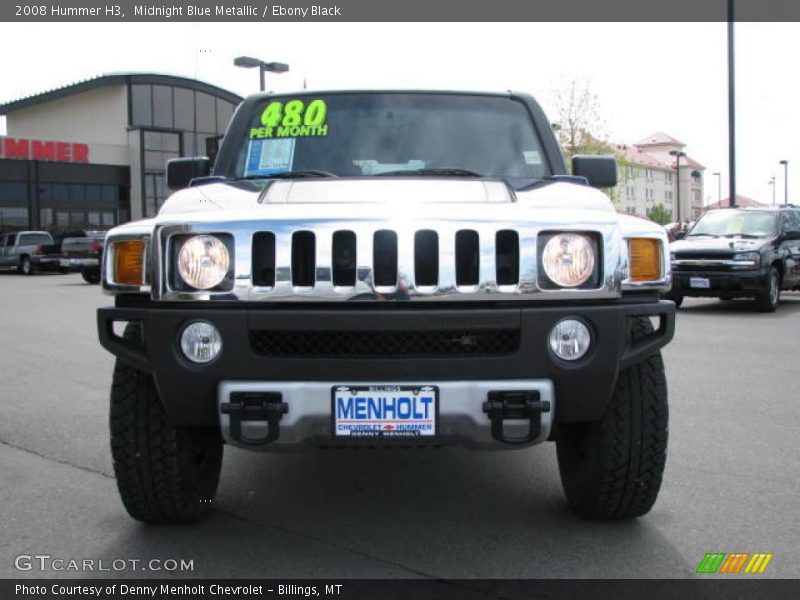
[
  {"xmin": 180, "ymin": 321, "xmax": 222, "ymax": 364},
  {"xmin": 548, "ymin": 319, "xmax": 591, "ymax": 361}
]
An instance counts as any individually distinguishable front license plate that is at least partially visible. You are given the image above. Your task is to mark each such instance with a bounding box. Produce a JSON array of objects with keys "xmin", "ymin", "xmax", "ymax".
[
  {"xmin": 690, "ymin": 277, "xmax": 711, "ymax": 289},
  {"xmin": 332, "ymin": 385, "xmax": 438, "ymax": 439}
]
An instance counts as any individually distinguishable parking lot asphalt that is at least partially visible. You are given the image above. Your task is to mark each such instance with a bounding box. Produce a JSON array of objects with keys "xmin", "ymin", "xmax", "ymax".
[{"xmin": 1, "ymin": 271, "xmax": 798, "ymax": 580}]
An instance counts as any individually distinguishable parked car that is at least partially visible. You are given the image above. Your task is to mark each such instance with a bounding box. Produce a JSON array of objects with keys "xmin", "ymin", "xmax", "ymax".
[
  {"xmin": 665, "ymin": 206, "xmax": 800, "ymax": 311},
  {"xmin": 97, "ymin": 89, "xmax": 675, "ymax": 524},
  {"xmin": 59, "ymin": 230, "xmax": 107, "ymax": 284},
  {"xmin": 0, "ymin": 231, "xmax": 61, "ymax": 274}
]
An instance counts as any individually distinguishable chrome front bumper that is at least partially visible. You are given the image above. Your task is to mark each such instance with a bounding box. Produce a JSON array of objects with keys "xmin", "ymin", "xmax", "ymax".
[{"xmin": 218, "ymin": 379, "xmax": 555, "ymax": 451}]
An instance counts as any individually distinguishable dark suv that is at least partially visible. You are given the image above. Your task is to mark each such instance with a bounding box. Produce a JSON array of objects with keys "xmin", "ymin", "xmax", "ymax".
[{"xmin": 666, "ymin": 206, "xmax": 800, "ymax": 311}]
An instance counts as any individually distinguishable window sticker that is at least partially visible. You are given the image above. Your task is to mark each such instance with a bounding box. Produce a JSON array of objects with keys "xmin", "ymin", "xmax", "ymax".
[
  {"xmin": 250, "ymin": 98, "xmax": 329, "ymax": 139},
  {"xmin": 353, "ymin": 159, "xmax": 426, "ymax": 175},
  {"xmin": 523, "ymin": 150, "xmax": 542, "ymax": 165},
  {"xmin": 245, "ymin": 138, "xmax": 296, "ymax": 176}
]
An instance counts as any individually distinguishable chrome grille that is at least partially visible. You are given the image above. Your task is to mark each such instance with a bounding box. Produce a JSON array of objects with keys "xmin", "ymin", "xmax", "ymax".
[
  {"xmin": 250, "ymin": 226, "xmax": 526, "ymax": 296},
  {"xmin": 152, "ymin": 219, "xmax": 626, "ymax": 302}
]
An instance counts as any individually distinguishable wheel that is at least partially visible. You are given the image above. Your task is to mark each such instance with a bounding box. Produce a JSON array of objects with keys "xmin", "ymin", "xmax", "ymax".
[
  {"xmin": 81, "ymin": 267, "xmax": 101, "ymax": 284},
  {"xmin": 19, "ymin": 256, "xmax": 34, "ymax": 275},
  {"xmin": 110, "ymin": 323, "xmax": 223, "ymax": 523},
  {"xmin": 755, "ymin": 267, "xmax": 780, "ymax": 312},
  {"xmin": 556, "ymin": 317, "xmax": 668, "ymax": 520}
]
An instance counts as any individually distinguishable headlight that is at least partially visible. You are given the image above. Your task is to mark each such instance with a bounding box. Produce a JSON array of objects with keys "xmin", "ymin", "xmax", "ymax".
[
  {"xmin": 180, "ymin": 321, "xmax": 222, "ymax": 363},
  {"xmin": 549, "ymin": 318, "xmax": 592, "ymax": 361},
  {"xmin": 541, "ymin": 233, "xmax": 596, "ymax": 288},
  {"xmin": 733, "ymin": 251, "xmax": 760, "ymax": 266},
  {"xmin": 177, "ymin": 235, "xmax": 230, "ymax": 290}
]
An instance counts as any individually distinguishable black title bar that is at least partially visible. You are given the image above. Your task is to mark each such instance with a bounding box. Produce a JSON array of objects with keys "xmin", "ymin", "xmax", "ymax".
[
  {"xmin": 4, "ymin": 579, "xmax": 800, "ymax": 600},
  {"xmin": 2, "ymin": 0, "xmax": 800, "ymax": 22}
]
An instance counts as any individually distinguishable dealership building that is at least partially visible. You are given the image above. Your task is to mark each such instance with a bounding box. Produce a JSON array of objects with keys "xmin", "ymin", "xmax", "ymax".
[{"xmin": 0, "ymin": 73, "xmax": 242, "ymax": 234}]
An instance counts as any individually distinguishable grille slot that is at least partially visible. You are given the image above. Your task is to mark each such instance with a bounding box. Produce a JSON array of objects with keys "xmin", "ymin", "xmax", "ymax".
[
  {"xmin": 414, "ymin": 230, "xmax": 439, "ymax": 287},
  {"xmin": 252, "ymin": 232, "xmax": 276, "ymax": 287},
  {"xmin": 455, "ymin": 229, "xmax": 480, "ymax": 286},
  {"xmin": 332, "ymin": 230, "xmax": 357, "ymax": 287},
  {"xmin": 495, "ymin": 230, "xmax": 519, "ymax": 285},
  {"xmin": 250, "ymin": 329, "xmax": 520, "ymax": 357},
  {"xmin": 292, "ymin": 231, "xmax": 316, "ymax": 288},
  {"xmin": 677, "ymin": 252, "xmax": 735, "ymax": 260},
  {"xmin": 373, "ymin": 230, "xmax": 398, "ymax": 287}
]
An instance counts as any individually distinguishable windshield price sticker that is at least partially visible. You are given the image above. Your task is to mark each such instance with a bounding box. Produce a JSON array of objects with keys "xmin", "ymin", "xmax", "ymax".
[
  {"xmin": 250, "ymin": 99, "xmax": 329, "ymax": 139},
  {"xmin": 245, "ymin": 138, "xmax": 296, "ymax": 176}
]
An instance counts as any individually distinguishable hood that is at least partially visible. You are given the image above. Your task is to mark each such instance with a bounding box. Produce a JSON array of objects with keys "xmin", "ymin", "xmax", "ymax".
[
  {"xmin": 158, "ymin": 178, "xmax": 615, "ymax": 214},
  {"xmin": 671, "ymin": 236, "xmax": 768, "ymax": 254}
]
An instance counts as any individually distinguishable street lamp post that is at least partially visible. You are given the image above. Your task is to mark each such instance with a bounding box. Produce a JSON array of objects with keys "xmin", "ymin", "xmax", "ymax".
[
  {"xmin": 769, "ymin": 176, "xmax": 776, "ymax": 206},
  {"xmin": 779, "ymin": 160, "xmax": 788, "ymax": 205},
  {"xmin": 712, "ymin": 171, "xmax": 721, "ymax": 205},
  {"xmin": 233, "ymin": 56, "xmax": 289, "ymax": 92},
  {"xmin": 670, "ymin": 149, "xmax": 686, "ymax": 222}
]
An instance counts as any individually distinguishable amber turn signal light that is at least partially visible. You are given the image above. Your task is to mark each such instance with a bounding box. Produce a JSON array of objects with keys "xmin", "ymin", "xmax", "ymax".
[
  {"xmin": 628, "ymin": 238, "xmax": 661, "ymax": 282},
  {"xmin": 113, "ymin": 240, "xmax": 146, "ymax": 286}
]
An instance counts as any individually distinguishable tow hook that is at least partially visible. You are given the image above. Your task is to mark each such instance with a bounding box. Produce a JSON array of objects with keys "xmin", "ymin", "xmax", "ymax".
[
  {"xmin": 483, "ymin": 390, "xmax": 551, "ymax": 445},
  {"xmin": 221, "ymin": 392, "xmax": 288, "ymax": 446}
]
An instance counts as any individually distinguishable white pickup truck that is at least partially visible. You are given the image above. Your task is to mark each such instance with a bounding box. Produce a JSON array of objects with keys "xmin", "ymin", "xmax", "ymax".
[
  {"xmin": 97, "ymin": 90, "xmax": 675, "ymax": 524},
  {"xmin": 0, "ymin": 230, "xmax": 59, "ymax": 274}
]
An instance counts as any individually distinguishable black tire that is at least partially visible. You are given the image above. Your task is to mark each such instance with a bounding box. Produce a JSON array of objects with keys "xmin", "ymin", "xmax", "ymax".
[
  {"xmin": 110, "ymin": 324, "xmax": 223, "ymax": 524},
  {"xmin": 19, "ymin": 255, "xmax": 34, "ymax": 275},
  {"xmin": 81, "ymin": 267, "xmax": 101, "ymax": 284},
  {"xmin": 755, "ymin": 267, "xmax": 780, "ymax": 313},
  {"xmin": 556, "ymin": 317, "xmax": 668, "ymax": 520}
]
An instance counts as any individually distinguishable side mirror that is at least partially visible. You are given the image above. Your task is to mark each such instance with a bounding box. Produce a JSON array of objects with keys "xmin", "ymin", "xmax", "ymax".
[
  {"xmin": 167, "ymin": 157, "xmax": 211, "ymax": 190},
  {"xmin": 571, "ymin": 155, "xmax": 618, "ymax": 188},
  {"xmin": 675, "ymin": 231, "xmax": 686, "ymax": 240}
]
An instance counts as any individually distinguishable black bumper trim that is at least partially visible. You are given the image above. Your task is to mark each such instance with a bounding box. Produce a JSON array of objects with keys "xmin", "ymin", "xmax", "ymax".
[{"xmin": 97, "ymin": 301, "xmax": 674, "ymax": 427}]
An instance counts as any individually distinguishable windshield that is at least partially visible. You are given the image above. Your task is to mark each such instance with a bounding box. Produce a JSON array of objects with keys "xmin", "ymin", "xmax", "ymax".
[
  {"xmin": 229, "ymin": 93, "xmax": 549, "ymax": 188},
  {"xmin": 688, "ymin": 210, "xmax": 777, "ymax": 238}
]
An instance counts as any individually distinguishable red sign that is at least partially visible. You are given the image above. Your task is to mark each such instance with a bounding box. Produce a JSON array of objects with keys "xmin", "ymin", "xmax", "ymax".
[{"xmin": 0, "ymin": 137, "xmax": 90, "ymax": 163}]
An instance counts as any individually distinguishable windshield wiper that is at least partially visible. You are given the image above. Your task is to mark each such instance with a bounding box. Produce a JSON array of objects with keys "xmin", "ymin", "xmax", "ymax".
[
  {"xmin": 375, "ymin": 168, "xmax": 484, "ymax": 178},
  {"xmin": 723, "ymin": 233, "xmax": 761, "ymax": 239},
  {"xmin": 240, "ymin": 170, "xmax": 337, "ymax": 180}
]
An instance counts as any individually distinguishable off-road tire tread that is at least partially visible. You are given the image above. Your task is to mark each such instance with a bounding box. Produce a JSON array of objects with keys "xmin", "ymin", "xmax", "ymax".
[
  {"xmin": 109, "ymin": 324, "xmax": 222, "ymax": 524},
  {"xmin": 557, "ymin": 317, "xmax": 668, "ymax": 520}
]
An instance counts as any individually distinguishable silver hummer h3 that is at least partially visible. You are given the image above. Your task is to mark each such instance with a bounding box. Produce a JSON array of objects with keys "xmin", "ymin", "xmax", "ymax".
[{"xmin": 98, "ymin": 91, "xmax": 675, "ymax": 524}]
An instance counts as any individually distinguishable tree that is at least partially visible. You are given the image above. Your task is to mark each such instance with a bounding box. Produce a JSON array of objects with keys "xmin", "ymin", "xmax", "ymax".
[
  {"xmin": 553, "ymin": 78, "xmax": 608, "ymax": 160},
  {"xmin": 647, "ymin": 204, "xmax": 672, "ymax": 225},
  {"xmin": 551, "ymin": 79, "xmax": 631, "ymax": 206}
]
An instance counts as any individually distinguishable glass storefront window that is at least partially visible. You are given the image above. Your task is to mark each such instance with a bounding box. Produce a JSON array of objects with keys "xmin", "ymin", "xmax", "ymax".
[
  {"xmin": 0, "ymin": 207, "xmax": 29, "ymax": 232},
  {"xmin": 174, "ymin": 87, "xmax": 195, "ymax": 131},
  {"xmin": 0, "ymin": 181, "xmax": 30, "ymax": 232},
  {"xmin": 131, "ymin": 84, "xmax": 152, "ymax": 127},
  {"xmin": 153, "ymin": 85, "xmax": 174, "ymax": 128},
  {"xmin": 196, "ymin": 92, "xmax": 216, "ymax": 134}
]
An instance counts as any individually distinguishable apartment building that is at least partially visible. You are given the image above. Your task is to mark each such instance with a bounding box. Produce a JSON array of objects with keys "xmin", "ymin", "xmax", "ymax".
[{"xmin": 612, "ymin": 133, "xmax": 704, "ymax": 221}]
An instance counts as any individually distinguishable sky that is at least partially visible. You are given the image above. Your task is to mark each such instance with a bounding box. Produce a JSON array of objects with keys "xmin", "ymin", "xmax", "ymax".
[{"xmin": 0, "ymin": 21, "xmax": 796, "ymax": 205}]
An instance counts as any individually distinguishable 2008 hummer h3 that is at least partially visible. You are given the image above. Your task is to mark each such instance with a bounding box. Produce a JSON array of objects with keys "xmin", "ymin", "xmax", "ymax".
[{"xmin": 97, "ymin": 91, "xmax": 675, "ymax": 524}]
